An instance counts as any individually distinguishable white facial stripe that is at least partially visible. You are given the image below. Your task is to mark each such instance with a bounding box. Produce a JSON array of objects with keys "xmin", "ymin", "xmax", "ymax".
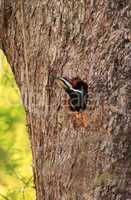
[
  {"xmin": 59, "ymin": 78, "xmax": 73, "ymax": 89},
  {"xmin": 59, "ymin": 78, "xmax": 83, "ymax": 94},
  {"xmin": 71, "ymin": 88, "xmax": 82, "ymax": 94}
]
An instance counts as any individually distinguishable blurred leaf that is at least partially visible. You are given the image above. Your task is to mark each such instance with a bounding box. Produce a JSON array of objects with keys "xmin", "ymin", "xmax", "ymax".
[{"xmin": 0, "ymin": 50, "xmax": 35, "ymax": 199}]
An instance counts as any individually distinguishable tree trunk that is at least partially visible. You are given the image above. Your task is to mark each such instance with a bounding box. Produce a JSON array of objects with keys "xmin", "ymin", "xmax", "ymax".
[{"xmin": 1, "ymin": 0, "xmax": 131, "ymax": 199}]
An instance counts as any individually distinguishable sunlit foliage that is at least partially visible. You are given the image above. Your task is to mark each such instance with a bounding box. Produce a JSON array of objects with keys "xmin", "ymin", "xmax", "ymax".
[{"xmin": 0, "ymin": 50, "xmax": 35, "ymax": 200}]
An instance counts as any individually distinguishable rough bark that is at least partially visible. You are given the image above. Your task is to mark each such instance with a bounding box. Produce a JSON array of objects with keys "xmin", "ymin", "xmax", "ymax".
[{"xmin": 0, "ymin": 0, "xmax": 131, "ymax": 199}]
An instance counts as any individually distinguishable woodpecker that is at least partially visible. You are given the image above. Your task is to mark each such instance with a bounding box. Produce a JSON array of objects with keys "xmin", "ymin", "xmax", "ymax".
[{"xmin": 56, "ymin": 77, "xmax": 88, "ymax": 112}]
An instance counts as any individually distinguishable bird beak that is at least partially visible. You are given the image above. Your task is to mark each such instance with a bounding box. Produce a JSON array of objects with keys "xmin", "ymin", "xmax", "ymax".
[{"xmin": 55, "ymin": 77, "xmax": 72, "ymax": 91}]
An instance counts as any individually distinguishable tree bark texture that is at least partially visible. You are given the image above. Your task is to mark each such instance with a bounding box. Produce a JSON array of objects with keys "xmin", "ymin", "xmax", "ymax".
[{"xmin": 1, "ymin": 0, "xmax": 131, "ymax": 199}]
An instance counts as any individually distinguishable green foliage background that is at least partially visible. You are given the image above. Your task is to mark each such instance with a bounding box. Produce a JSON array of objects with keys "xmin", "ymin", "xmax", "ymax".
[{"xmin": 0, "ymin": 50, "xmax": 35, "ymax": 200}]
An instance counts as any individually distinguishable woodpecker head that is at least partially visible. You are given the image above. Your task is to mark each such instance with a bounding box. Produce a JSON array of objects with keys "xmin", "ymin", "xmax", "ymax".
[
  {"xmin": 56, "ymin": 77, "xmax": 73, "ymax": 93},
  {"xmin": 56, "ymin": 77, "xmax": 88, "ymax": 112}
]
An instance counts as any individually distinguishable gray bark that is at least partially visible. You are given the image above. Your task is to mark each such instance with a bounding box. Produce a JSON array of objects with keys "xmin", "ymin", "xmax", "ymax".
[{"xmin": 0, "ymin": 0, "xmax": 131, "ymax": 199}]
